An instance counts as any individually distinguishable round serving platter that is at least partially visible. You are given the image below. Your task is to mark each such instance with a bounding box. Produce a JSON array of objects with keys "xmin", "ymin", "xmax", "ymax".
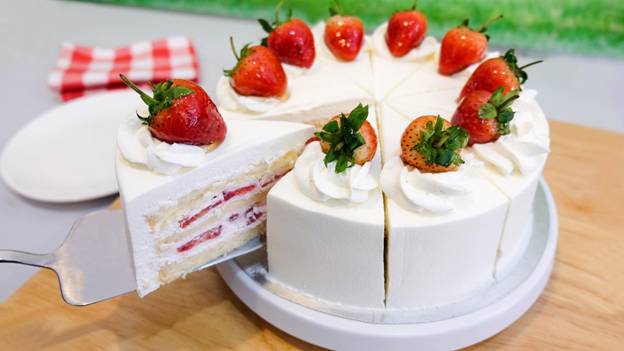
[
  {"xmin": 0, "ymin": 90, "xmax": 141, "ymax": 203},
  {"xmin": 217, "ymin": 179, "xmax": 558, "ymax": 350}
]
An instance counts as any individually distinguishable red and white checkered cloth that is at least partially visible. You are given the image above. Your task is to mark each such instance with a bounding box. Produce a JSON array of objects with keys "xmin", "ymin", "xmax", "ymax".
[{"xmin": 48, "ymin": 36, "xmax": 199, "ymax": 101}]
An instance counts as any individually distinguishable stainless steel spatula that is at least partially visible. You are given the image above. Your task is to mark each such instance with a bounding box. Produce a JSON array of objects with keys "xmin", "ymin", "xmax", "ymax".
[
  {"xmin": 0, "ymin": 208, "xmax": 263, "ymax": 306},
  {"xmin": 0, "ymin": 209, "xmax": 135, "ymax": 305}
]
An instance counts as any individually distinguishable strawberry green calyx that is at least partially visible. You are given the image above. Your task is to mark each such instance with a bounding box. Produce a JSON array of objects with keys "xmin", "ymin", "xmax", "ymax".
[
  {"xmin": 501, "ymin": 49, "xmax": 543, "ymax": 84},
  {"xmin": 478, "ymin": 87, "xmax": 520, "ymax": 135},
  {"xmin": 329, "ymin": 0, "xmax": 345, "ymax": 16},
  {"xmin": 412, "ymin": 116, "xmax": 468, "ymax": 167},
  {"xmin": 223, "ymin": 37, "xmax": 253, "ymax": 77},
  {"xmin": 119, "ymin": 74, "xmax": 193, "ymax": 125},
  {"xmin": 258, "ymin": 0, "xmax": 293, "ymax": 46},
  {"xmin": 315, "ymin": 104, "xmax": 369, "ymax": 173}
]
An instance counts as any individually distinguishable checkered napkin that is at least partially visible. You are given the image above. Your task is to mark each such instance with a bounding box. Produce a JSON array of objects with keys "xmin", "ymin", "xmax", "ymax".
[{"xmin": 48, "ymin": 36, "xmax": 199, "ymax": 101}]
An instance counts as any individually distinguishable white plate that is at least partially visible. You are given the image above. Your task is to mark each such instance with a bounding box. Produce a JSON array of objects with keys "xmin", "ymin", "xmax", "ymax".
[
  {"xmin": 217, "ymin": 179, "xmax": 558, "ymax": 350},
  {"xmin": 1, "ymin": 91, "xmax": 141, "ymax": 203}
]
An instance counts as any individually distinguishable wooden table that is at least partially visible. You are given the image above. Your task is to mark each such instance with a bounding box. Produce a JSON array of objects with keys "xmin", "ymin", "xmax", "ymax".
[{"xmin": 1, "ymin": 121, "xmax": 623, "ymax": 350}]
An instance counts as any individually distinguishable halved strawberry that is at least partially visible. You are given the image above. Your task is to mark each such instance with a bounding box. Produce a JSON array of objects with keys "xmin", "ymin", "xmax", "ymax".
[
  {"xmin": 224, "ymin": 37, "xmax": 287, "ymax": 97},
  {"xmin": 438, "ymin": 15, "xmax": 502, "ymax": 76},
  {"xmin": 120, "ymin": 75, "xmax": 227, "ymax": 146},
  {"xmin": 324, "ymin": 0, "xmax": 364, "ymax": 62},
  {"xmin": 258, "ymin": 2, "xmax": 315, "ymax": 68},
  {"xmin": 459, "ymin": 49, "xmax": 543, "ymax": 100},
  {"xmin": 452, "ymin": 87, "xmax": 519, "ymax": 145},
  {"xmin": 316, "ymin": 104, "xmax": 377, "ymax": 173},
  {"xmin": 400, "ymin": 115, "xmax": 468, "ymax": 173},
  {"xmin": 385, "ymin": 1, "xmax": 427, "ymax": 57}
]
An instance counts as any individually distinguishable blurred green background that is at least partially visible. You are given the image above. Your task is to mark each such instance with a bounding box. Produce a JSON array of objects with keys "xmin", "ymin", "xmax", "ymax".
[{"xmin": 80, "ymin": 0, "xmax": 623, "ymax": 57}]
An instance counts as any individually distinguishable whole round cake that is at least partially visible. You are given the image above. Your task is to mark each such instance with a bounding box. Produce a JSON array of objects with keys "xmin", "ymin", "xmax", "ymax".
[{"xmin": 115, "ymin": 1, "xmax": 550, "ymax": 319}]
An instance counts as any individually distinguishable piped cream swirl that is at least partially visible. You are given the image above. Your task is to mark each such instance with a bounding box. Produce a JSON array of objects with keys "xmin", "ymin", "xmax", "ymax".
[
  {"xmin": 117, "ymin": 117, "xmax": 220, "ymax": 175},
  {"xmin": 472, "ymin": 90, "xmax": 550, "ymax": 176},
  {"xmin": 380, "ymin": 155, "xmax": 481, "ymax": 213},
  {"xmin": 295, "ymin": 142, "xmax": 378, "ymax": 203},
  {"xmin": 216, "ymin": 76, "xmax": 289, "ymax": 113}
]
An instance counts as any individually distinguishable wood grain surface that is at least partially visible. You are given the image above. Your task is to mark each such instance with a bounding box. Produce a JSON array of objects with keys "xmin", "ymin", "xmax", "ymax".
[{"xmin": 1, "ymin": 120, "xmax": 623, "ymax": 350}]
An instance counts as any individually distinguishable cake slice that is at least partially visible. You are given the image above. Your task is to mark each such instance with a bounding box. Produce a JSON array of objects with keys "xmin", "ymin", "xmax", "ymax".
[
  {"xmin": 379, "ymin": 106, "xmax": 508, "ymax": 309},
  {"xmin": 117, "ymin": 118, "xmax": 313, "ymax": 296},
  {"xmin": 115, "ymin": 76, "xmax": 314, "ymax": 296},
  {"xmin": 266, "ymin": 105, "xmax": 386, "ymax": 309},
  {"xmin": 464, "ymin": 90, "xmax": 550, "ymax": 277}
]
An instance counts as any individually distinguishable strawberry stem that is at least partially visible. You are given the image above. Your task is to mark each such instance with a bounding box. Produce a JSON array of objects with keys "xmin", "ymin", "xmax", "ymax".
[
  {"xmin": 519, "ymin": 60, "xmax": 544, "ymax": 70},
  {"xmin": 478, "ymin": 14, "xmax": 503, "ymax": 33},
  {"xmin": 229, "ymin": 37, "xmax": 239, "ymax": 61},
  {"xmin": 329, "ymin": 0, "xmax": 344, "ymax": 16},
  {"xmin": 119, "ymin": 74, "xmax": 156, "ymax": 105},
  {"xmin": 274, "ymin": 0, "xmax": 284, "ymax": 24},
  {"xmin": 411, "ymin": 0, "xmax": 418, "ymax": 10}
]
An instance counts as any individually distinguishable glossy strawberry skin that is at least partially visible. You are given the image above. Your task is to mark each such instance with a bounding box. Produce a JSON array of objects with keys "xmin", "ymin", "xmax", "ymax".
[
  {"xmin": 385, "ymin": 10, "xmax": 427, "ymax": 57},
  {"xmin": 459, "ymin": 57, "xmax": 519, "ymax": 100},
  {"xmin": 149, "ymin": 79, "xmax": 227, "ymax": 146},
  {"xmin": 268, "ymin": 18, "xmax": 316, "ymax": 68},
  {"xmin": 231, "ymin": 45, "xmax": 287, "ymax": 97},
  {"xmin": 438, "ymin": 27, "xmax": 488, "ymax": 75},
  {"xmin": 452, "ymin": 90, "xmax": 498, "ymax": 145},
  {"xmin": 324, "ymin": 15, "xmax": 364, "ymax": 61}
]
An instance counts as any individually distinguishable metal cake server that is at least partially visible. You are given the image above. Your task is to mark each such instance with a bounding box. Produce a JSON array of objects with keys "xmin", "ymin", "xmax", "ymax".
[{"xmin": 0, "ymin": 209, "xmax": 263, "ymax": 306}]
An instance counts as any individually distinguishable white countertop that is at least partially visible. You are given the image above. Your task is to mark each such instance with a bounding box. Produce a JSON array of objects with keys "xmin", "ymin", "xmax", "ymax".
[{"xmin": 0, "ymin": 0, "xmax": 622, "ymax": 302}]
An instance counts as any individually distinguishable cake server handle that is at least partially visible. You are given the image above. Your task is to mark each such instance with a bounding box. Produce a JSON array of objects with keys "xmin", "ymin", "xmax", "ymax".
[{"xmin": 0, "ymin": 250, "xmax": 55, "ymax": 268}]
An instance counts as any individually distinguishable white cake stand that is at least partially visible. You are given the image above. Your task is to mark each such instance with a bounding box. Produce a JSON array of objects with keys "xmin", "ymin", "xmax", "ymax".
[{"xmin": 217, "ymin": 179, "xmax": 558, "ymax": 351}]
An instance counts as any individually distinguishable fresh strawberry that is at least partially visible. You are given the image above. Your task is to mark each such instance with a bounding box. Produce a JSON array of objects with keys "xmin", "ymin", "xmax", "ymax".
[
  {"xmin": 324, "ymin": 0, "xmax": 364, "ymax": 61},
  {"xmin": 316, "ymin": 104, "xmax": 377, "ymax": 173},
  {"xmin": 258, "ymin": 2, "xmax": 315, "ymax": 68},
  {"xmin": 385, "ymin": 1, "xmax": 427, "ymax": 57},
  {"xmin": 452, "ymin": 87, "xmax": 519, "ymax": 145},
  {"xmin": 459, "ymin": 49, "xmax": 543, "ymax": 100},
  {"xmin": 120, "ymin": 75, "xmax": 227, "ymax": 146},
  {"xmin": 400, "ymin": 115, "xmax": 468, "ymax": 173},
  {"xmin": 438, "ymin": 15, "xmax": 503, "ymax": 76},
  {"xmin": 224, "ymin": 37, "xmax": 287, "ymax": 97}
]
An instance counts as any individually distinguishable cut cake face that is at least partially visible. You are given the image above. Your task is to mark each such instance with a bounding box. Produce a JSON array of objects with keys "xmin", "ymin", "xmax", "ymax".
[{"xmin": 117, "ymin": 119, "xmax": 314, "ymax": 296}]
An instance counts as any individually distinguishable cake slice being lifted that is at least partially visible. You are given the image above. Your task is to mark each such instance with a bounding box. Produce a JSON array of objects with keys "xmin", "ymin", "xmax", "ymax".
[{"xmin": 116, "ymin": 76, "xmax": 314, "ymax": 296}]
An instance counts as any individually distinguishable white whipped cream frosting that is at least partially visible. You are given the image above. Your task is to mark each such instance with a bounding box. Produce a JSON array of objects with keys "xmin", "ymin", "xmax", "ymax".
[
  {"xmin": 117, "ymin": 117, "xmax": 222, "ymax": 175},
  {"xmin": 371, "ymin": 22, "xmax": 438, "ymax": 61},
  {"xmin": 216, "ymin": 76, "xmax": 288, "ymax": 113},
  {"xmin": 295, "ymin": 142, "xmax": 378, "ymax": 203},
  {"xmin": 312, "ymin": 22, "xmax": 371, "ymax": 62},
  {"xmin": 282, "ymin": 59, "xmax": 321, "ymax": 78},
  {"xmin": 381, "ymin": 155, "xmax": 482, "ymax": 213},
  {"xmin": 471, "ymin": 90, "xmax": 550, "ymax": 176}
]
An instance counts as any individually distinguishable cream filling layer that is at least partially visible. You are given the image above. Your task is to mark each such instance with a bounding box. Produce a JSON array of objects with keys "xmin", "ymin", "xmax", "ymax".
[{"xmin": 145, "ymin": 150, "xmax": 299, "ymax": 234}]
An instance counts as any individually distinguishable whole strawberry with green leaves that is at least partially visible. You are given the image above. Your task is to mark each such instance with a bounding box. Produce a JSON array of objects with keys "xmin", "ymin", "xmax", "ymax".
[
  {"xmin": 224, "ymin": 37, "xmax": 287, "ymax": 97},
  {"xmin": 315, "ymin": 104, "xmax": 378, "ymax": 173},
  {"xmin": 120, "ymin": 74, "xmax": 226, "ymax": 146},
  {"xmin": 459, "ymin": 49, "xmax": 543, "ymax": 100},
  {"xmin": 452, "ymin": 87, "xmax": 520, "ymax": 145},
  {"xmin": 258, "ymin": 0, "xmax": 315, "ymax": 68}
]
